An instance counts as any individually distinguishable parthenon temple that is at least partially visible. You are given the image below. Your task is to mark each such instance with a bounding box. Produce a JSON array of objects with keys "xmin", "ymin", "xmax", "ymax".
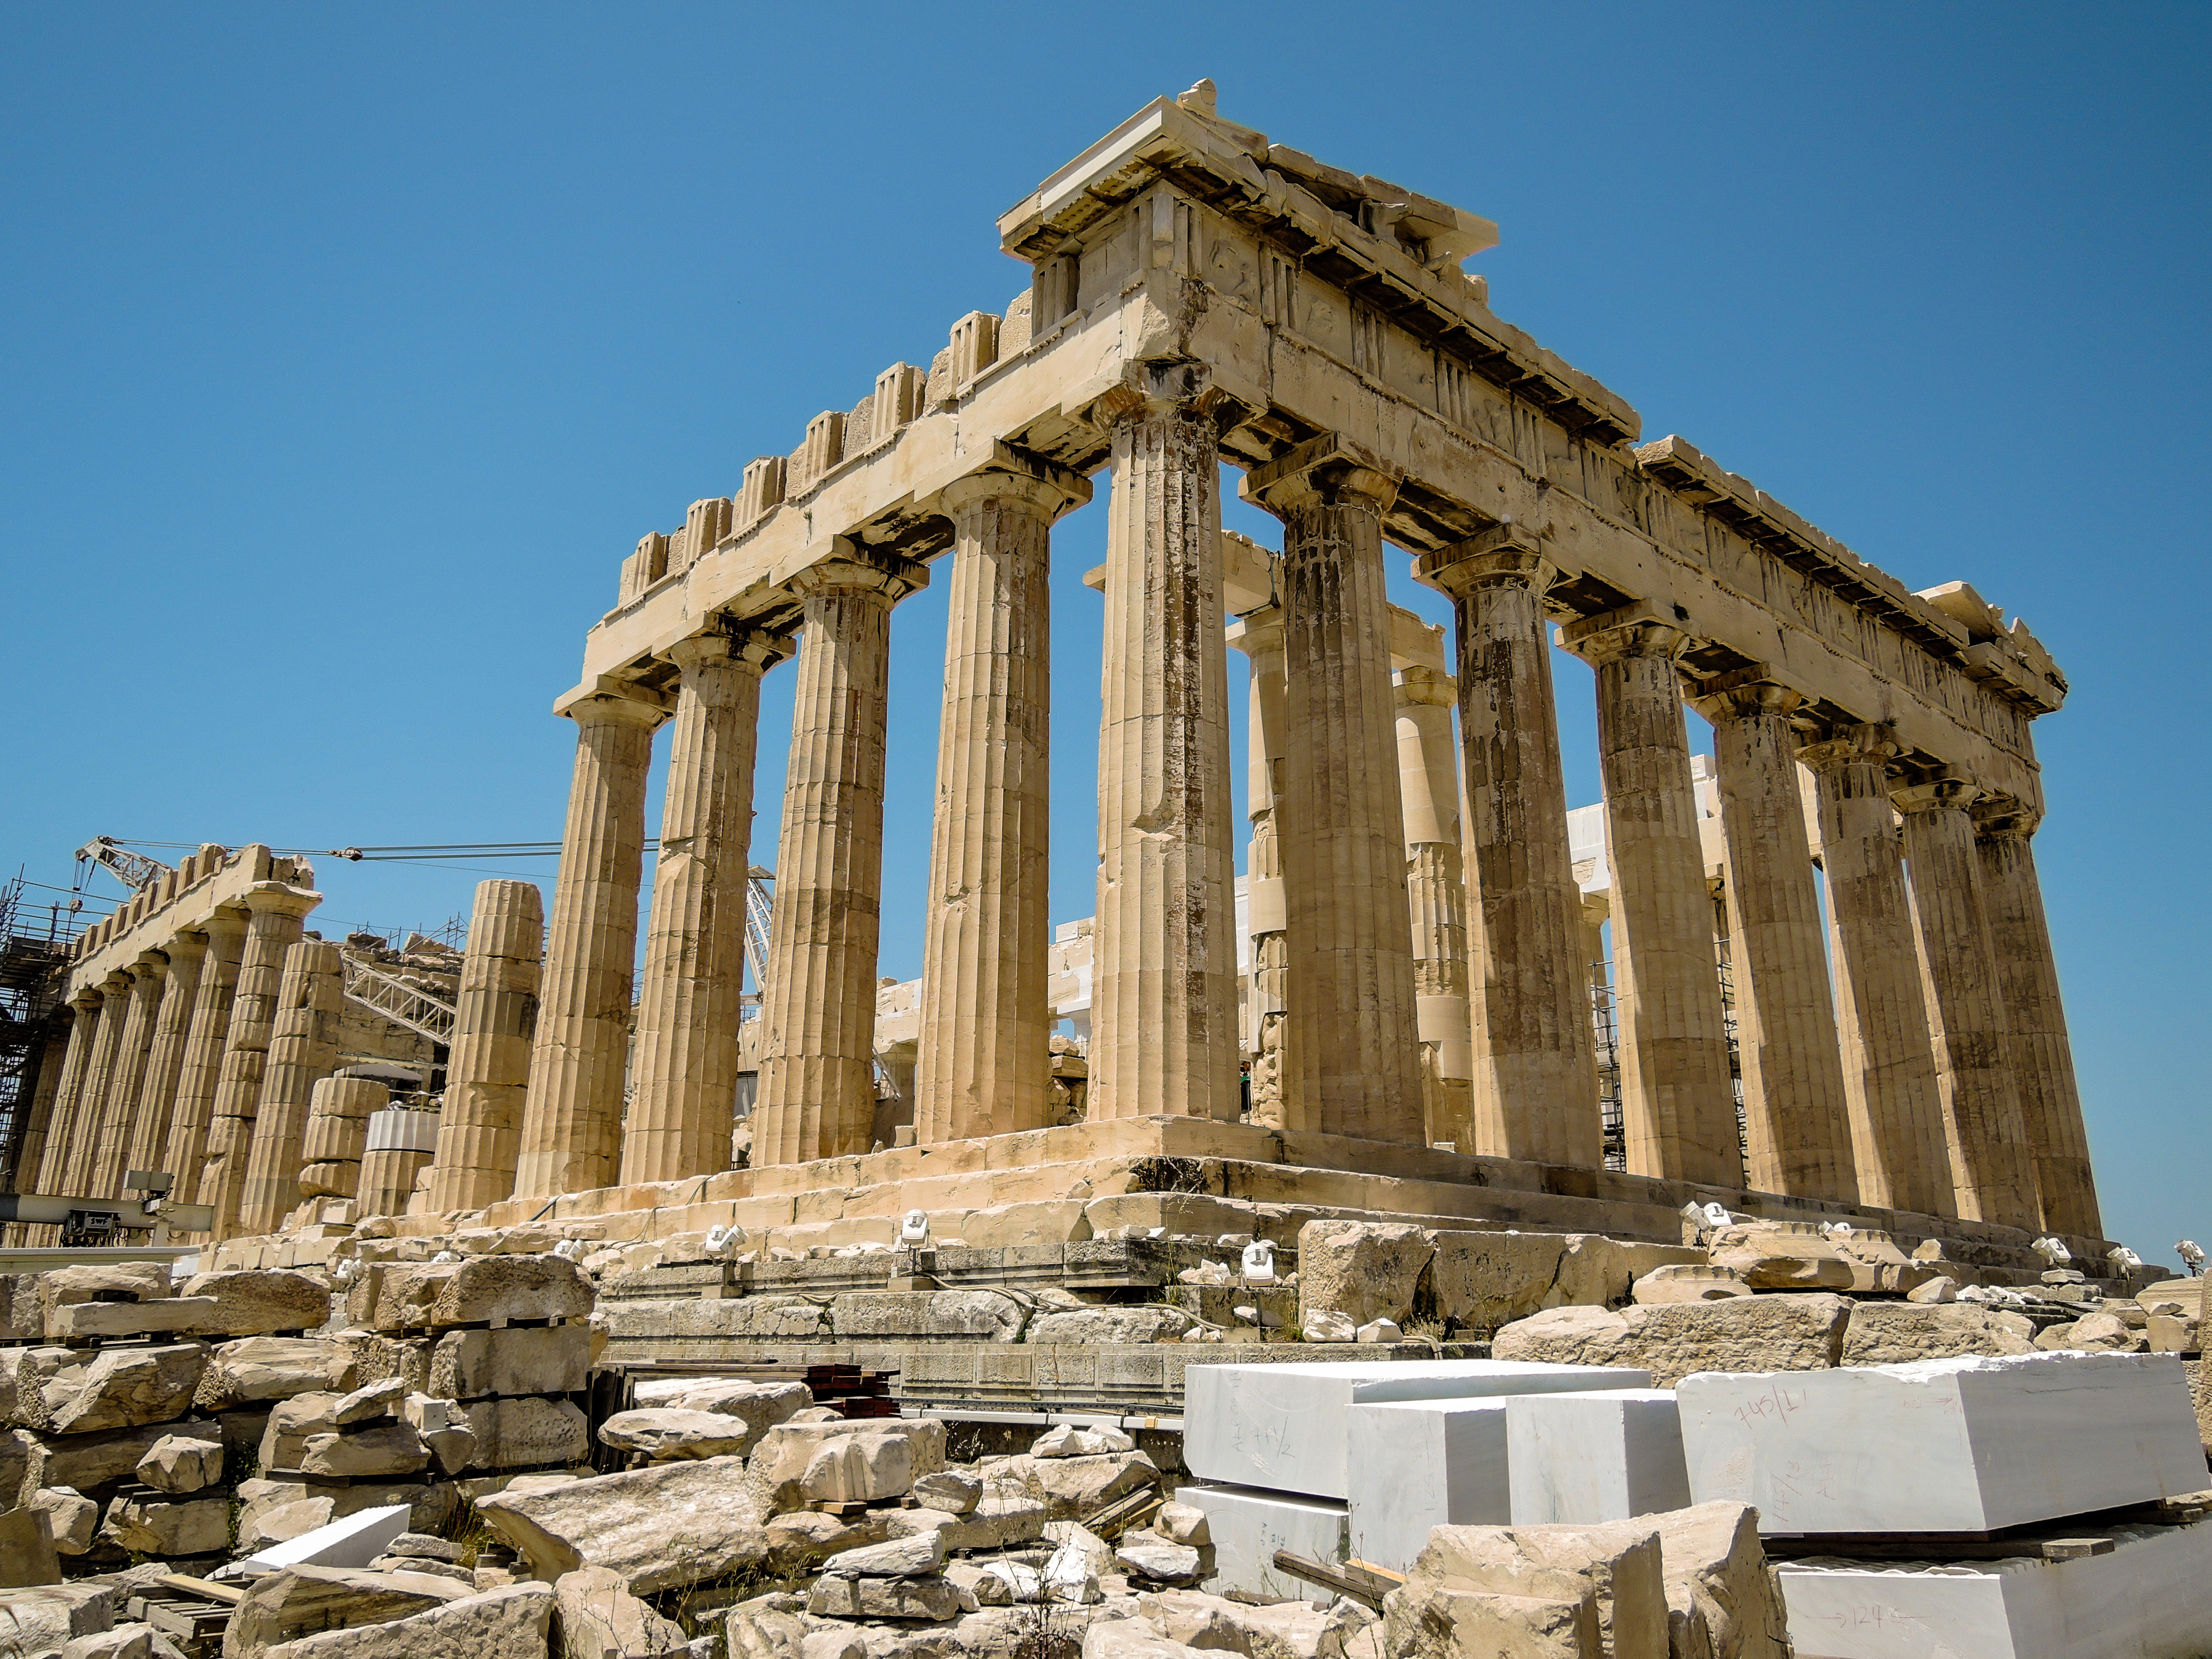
[{"xmin": 13, "ymin": 80, "xmax": 2106, "ymax": 1264}]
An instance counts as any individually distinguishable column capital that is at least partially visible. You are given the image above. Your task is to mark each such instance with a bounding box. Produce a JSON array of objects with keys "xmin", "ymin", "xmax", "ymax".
[
  {"xmin": 666, "ymin": 623, "xmax": 795, "ymax": 681},
  {"xmin": 564, "ymin": 687, "xmax": 671, "ymax": 733},
  {"xmin": 1414, "ymin": 523, "xmax": 1554, "ymax": 601},
  {"xmin": 1971, "ymin": 797, "xmax": 2042, "ymax": 842},
  {"xmin": 100, "ymin": 970, "xmax": 133, "ymax": 995},
  {"xmin": 1226, "ymin": 603, "xmax": 1286, "ymax": 659},
  {"xmin": 1239, "ymin": 432, "xmax": 1402, "ymax": 517},
  {"xmin": 786, "ymin": 541, "xmax": 928, "ymax": 608},
  {"xmin": 241, "ymin": 881, "xmax": 320, "ymax": 921},
  {"xmin": 200, "ymin": 904, "xmax": 250, "ymax": 943},
  {"xmin": 1796, "ymin": 721, "xmax": 1900, "ymax": 772},
  {"xmin": 1687, "ymin": 664, "xmax": 1810, "ymax": 724},
  {"xmin": 936, "ymin": 445, "xmax": 1092, "ymax": 521},
  {"xmin": 164, "ymin": 928, "xmax": 211, "ymax": 966},
  {"xmin": 128, "ymin": 950, "xmax": 169, "ymax": 981},
  {"xmin": 1892, "ymin": 775, "xmax": 1983, "ymax": 816},
  {"xmin": 69, "ymin": 985, "xmax": 105, "ymax": 1011},
  {"xmin": 1557, "ymin": 603, "xmax": 1691, "ymax": 666},
  {"xmin": 1079, "ymin": 359, "xmax": 1255, "ymax": 435},
  {"xmin": 1394, "ymin": 663, "xmax": 1457, "ymax": 708}
]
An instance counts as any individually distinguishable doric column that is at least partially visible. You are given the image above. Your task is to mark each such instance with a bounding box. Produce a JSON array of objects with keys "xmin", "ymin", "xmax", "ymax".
[
  {"xmin": 238, "ymin": 938, "xmax": 344, "ymax": 1235},
  {"xmin": 200, "ymin": 881, "xmax": 318, "ymax": 1239},
  {"xmin": 623, "ymin": 628, "xmax": 790, "ymax": 1184},
  {"xmin": 126, "ymin": 930, "xmax": 208, "ymax": 1181},
  {"xmin": 1797, "ymin": 726, "xmax": 1950, "ymax": 1215},
  {"xmin": 1691, "ymin": 674, "xmax": 1856, "ymax": 1202},
  {"xmin": 60, "ymin": 974, "xmax": 132, "ymax": 1187},
  {"xmin": 914, "ymin": 461, "xmax": 1090, "ymax": 1145},
  {"xmin": 1087, "ymin": 384, "xmax": 1240, "ymax": 1123},
  {"xmin": 1973, "ymin": 806, "xmax": 2101, "ymax": 1237},
  {"xmin": 1415, "ymin": 528, "xmax": 1598, "ymax": 1167},
  {"xmin": 33, "ymin": 990, "xmax": 103, "ymax": 1197},
  {"xmin": 513, "ymin": 691, "xmax": 666, "ymax": 1199},
  {"xmin": 1227, "ymin": 607, "xmax": 1290, "ymax": 1128},
  {"xmin": 1561, "ymin": 613, "xmax": 1740, "ymax": 1187},
  {"xmin": 301, "ymin": 1075, "xmax": 386, "ymax": 1204},
  {"xmin": 1396, "ymin": 664, "xmax": 1475, "ymax": 1151},
  {"xmin": 1243, "ymin": 437, "xmax": 1423, "ymax": 1141},
  {"xmin": 166, "ymin": 906, "xmax": 247, "ymax": 1208},
  {"xmin": 428, "ymin": 880, "xmax": 547, "ymax": 1211},
  {"xmin": 1894, "ymin": 778, "xmax": 2040, "ymax": 1230},
  {"xmin": 11, "ymin": 1017, "xmax": 71, "ymax": 1206},
  {"xmin": 90, "ymin": 953, "xmax": 168, "ymax": 1198},
  {"xmin": 753, "ymin": 547, "xmax": 927, "ymax": 1165}
]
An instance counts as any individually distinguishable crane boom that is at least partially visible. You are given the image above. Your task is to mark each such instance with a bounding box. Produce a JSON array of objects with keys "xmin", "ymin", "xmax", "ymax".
[{"xmin": 74, "ymin": 837, "xmax": 175, "ymax": 893}]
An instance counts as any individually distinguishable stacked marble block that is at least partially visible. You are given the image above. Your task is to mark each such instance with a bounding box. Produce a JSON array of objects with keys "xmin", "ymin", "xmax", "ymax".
[
  {"xmin": 1180, "ymin": 1359, "xmax": 1701, "ymax": 1590},
  {"xmin": 1678, "ymin": 1352, "xmax": 2212, "ymax": 1659}
]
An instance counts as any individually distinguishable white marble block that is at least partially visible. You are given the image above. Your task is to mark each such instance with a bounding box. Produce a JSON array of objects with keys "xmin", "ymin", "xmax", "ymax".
[
  {"xmin": 1678, "ymin": 1352, "xmax": 2206, "ymax": 1536},
  {"xmin": 1185, "ymin": 1359, "xmax": 1650, "ymax": 1499},
  {"xmin": 224, "ymin": 1504, "xmax": 411, "ymax": 1577},
  {"xmin": 1506, "ymin": 1389, "xmax": 1691, "ymax": 1524},
  {"xmin": 1182, "ymin": 1483, "xmax": 1348, "ymax": 1599},
  {"xmin": 1777, "ymin": 1521, "xmax": 2212, "ymax": 1659},
  {"xmin": 1345, "ymin": 1399, "xmax": 1512, "ymax": 1574}
]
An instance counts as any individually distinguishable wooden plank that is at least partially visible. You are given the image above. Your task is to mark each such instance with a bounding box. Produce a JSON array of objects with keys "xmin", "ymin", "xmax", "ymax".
[
  {"xmin": 1270, "ymin": 1550, "xmax": 1398, "ymax": 1610},
  {"xmin": 154, "ymin": 1574, "xmax": 244, "ymax": 1606}
]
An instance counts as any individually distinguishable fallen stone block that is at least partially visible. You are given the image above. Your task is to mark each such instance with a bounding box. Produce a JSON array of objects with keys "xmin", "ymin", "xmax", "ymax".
[
  {"xmin": 101, "ymin": 1490, "xmax": 229, "ymax": 1556},
  {"xmin": 180, "ymin": 1270, "xmax": 331, "ymax": 1335},
  {"xmin": 48, "ymin": 1344, "xmax": 208, "ymax": 1435},
  {"xmin": 799, "ymin": 1427, "xmax": 920, "ymax": 1505},
  {"xmin": 299, "ymin": 1422, "xmax": 431, "ymax": 1479},
  {"xmin": 975, "ymin": 1448, "xmax": 1158, "ymax": 1519},
  {"xmin": 1506, "ymin": 1391, "xmax": 1691, "ymax": 1526},
  {"xmin": 476, "ymin": 1454, "xmax": 769, "ymax": 1593},
  {"xmin": 761, "ymin": 1508, "xmax": 893, "ymax": 1575},
  {"xmin": 460, "ymin": 1396, "xmax": 591, "ymax": 1470},
  {"xmin": 59, "ymin": 1623, "xmax": 154, "ymax": 1659},
  {"xmin": 747, "ymin": 1418, "xmax": 946, "ymax": 1510},
  {"xmin": 1704, "ymin": 1224, "xmax": 1854, "ymax": 1292},
  {"xmin": 225, "ymin": 1564, "xmax": 473, "ymax": 1657},
  {"xmin": 551, "ymin": 1563, "xmax": 688, "ymax": 1659},
  {"xmin": 1042, "ymin": 1519, "xmax": 1114, "ymax": 1579},
  {"xmin": 195, "ymin": 1338, "xmax": 351, "ymax": 1411},
  {"xmin": 135, "ymin": 1430, "xmax": 226, "ymax": 1494},
  {"xmin": 260, "ymin": 1392, "xmax": 343, "ymax": 1470},
  {"xmin": 723, "ymin": 1597, "xmax": 807, "ymax": 1659},
  {"xmin": 806, "ymin": 1574, "xmax": 961, "ymax": 1620},
  {"xmin": 362, "ymin": 1255, "xmax": 591, "ymax": 1331},
  {"xmin": 1116, "ymin": 1539, "xmax": 1201, "ymax": 1583},
  {"xmin": 331, "ymin": 1376, "xmax": 408, "ymax": 1426},
  {"xmin": 39, "ymin": 1264, "xmax": 168, "ymax": 1310},
  {"xmin": 1297, "ymin": 1221, "xmax": 1434, "ymax": 1330},
  {"xmin": 1155, "ymin": 1500, "xmax": 1209, "ymax": 1547},
  {"xmin": 1029, "ymin": 1306, "xmax": 1196, "ymax": 1344},
  {"xmin": 429, "ymin": 1323, "xmax": 591, "ymax": 1400},
  {"xmin": 256, "ymin": 1582, "xmax": 554, "ymax": 1659},
  {"xmin": 910, "ymin": 1468, "xmax": 980, "ymax": 1515},
  {"xmin": 1138, "ymin": 1589, "xmax": 1333, "ymax": 1659},
  {"xmin": 1182, "ymin": 1484, "xmax": 1347, "ymax": 1600},
  {"xmin": 31, "ymin": 1485, "xmax": 99, "ymax": 1553},
  {"xmin": 45, "ymin": 1298, "xmax": 219, "ymax": 1343},
  {"xmin": 0, "ymin": 1581, "xmax": 117, "ymax": 1652},
  {"xmin": 1, "ymin": 1422, "xmax": 37, "ymax": 1499},
  {"xmin": 1186, "ymin": 1360, "xmax": 1650, "ymax": 1500},
  {"xmin": 1390, "ymin": 1589, "xmax": 1596, "ymax": 1659},
  {"xmin": 820, "ymin": 1530, "xmax": 944, "ymax": 1577},
  {"xmin": 597, "ymin": 1408, "xmax": 757, "ymax": 1462},
  {"xmin": 1679, "ymin": 1352, "xmax": 2207, "ymax": 1533},
  {"xmin": 669, "ymin": 1378, "xmax": 812, "ymax": 1440},
  {"xmin": 1840, "ymin": 1302, "xmax": 2037, "ymax": 1366},
  {"xmin": 32, "ymin": 1417, "xmax": 223, "ymax": 1493},
  {"xmin": 231, "ymin": 1503, "xmax": 414, "ymax": 1575},
  {"xmin": 1491, "ymin": 1296, "xmax": 1851, "ymax": 1387},
  {"xmin": 1032, "ymin": 1424, "xmax": 1133, "ymax": 1458},
  {"xmin": 1647, "ymin": 1503, "xmax": 1789, "ymax": 1659},
  {"xmin": 1383, "ymin": 1518, "xmax": 1667, "ymax": 1659},
  {"xmin": 1081, "ymin": 1623, "xmax": 1206, "ymax": 1659},
  {"xmin": 1630, "ymin": 1267, "xmax": 1750, "ymax": 1306},
  {"xmin": 0, "ymin": 1503, "xmax": 61, "ymax": 1587}
]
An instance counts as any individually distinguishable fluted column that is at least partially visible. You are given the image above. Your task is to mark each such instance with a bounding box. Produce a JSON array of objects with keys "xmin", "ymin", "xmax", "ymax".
[
  {"xmin": 1691, "ymin": 675, "xmax": 1856, "ymax": 1201},
  {"xmin": 1973, "ymin": 806, "xmax": 2101, "ymax": 1237},
  {"xmin": 429, "ymin": 880, "xmax": 548, "ymax": 1211},
  {"xmin": 624, "ymin": 629, "xmax": 790, "ymax": 1183},
  {"xmin": 201, "ymin": 882, "xmax": 318, "ymax": 1238},
  {"xmin": 301, "ymin": 1074, "xmax": 386, "ymax": 1203},
  {"xmin": 11, "ymin": 1018, "xmax": 71, "ymax": 1204},
  {"xmin": 1797, "ymin": 726, "xmax": 1950, "ymax": 1215},
  {"xmin": 1227, "ymin": 608, "xmax": 1290, "ymax": 1128},
  {"xmin": 59, "ymin": 977, "xmax": 131, "ymax": 1187},
  {"xmin": 1396, "ymin": 664, "xmax": 1474, "ymax": 1152},
  {"xmin": 753, "ymin": 547, "xmax": 927, "ymax": 1165},
  {"xmin": 1562, "ymin": 613, "xmax": 1740, "ymax": 1187},
  {"xmin": 1415, "ymin": 531, "xmax": 1597, "ymax": 1166},
  {"xmin": 915, "ymin": 463, "xmax": 1089, "ymax": 1145},
  {"xmin": 168, "ymin": 907, "xmax": 247, "ymax": 1208},
  {"xmin": 126, "ymin": 930, "xmax": 207, "ymax": 1181},
  {"xmin": 1244, "ymin": 439, "xmax": 1423, "ymax": 1141},
  {"xmin": 1895, "ymin": 779, "xmax": 2039, "ymax": 1230},
  {"xmin": 514, "ymin": 691, "xmax": 666, "ymax": 1199},
  {"xmin": 33, "ymin": 990, "xmax": 103, "ymax": 1197},
  {"xmin": 1088, "ymin": 386, "xmax": 1240, "ymax": 1123},
  {"xmin": 90, "ymin": 953, "xmax": 168, "ymax": 1198},
  {"xmin": 239, "ymin": 938, "xmax": 344, "ymax": 1235}
]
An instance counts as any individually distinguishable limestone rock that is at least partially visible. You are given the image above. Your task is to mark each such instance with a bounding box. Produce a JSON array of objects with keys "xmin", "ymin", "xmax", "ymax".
[
  {"xmin": 551, "ymin": 1563, "xmax": 688, "ymax": 1659},
  {"xmin": 476, "ymin": 1454, "xmax": 770, "ymax": 1593},
  {"xmin": 331, "ymin": 1376, "xmax": 407, "ymax": 1426},
  {"xmin": 135, "ymin": 1432, "xmax": 226, "ymax": 1494},
  {"xmin": 975, "ymin": 1449, "xmax": 1159, "ymax": 1519},
  {"xmin": 724, "ymin": 1597, "xmax": 807, "ymax": 1659},
  {"xmin": 1704, "ymin": 1225, "xmax": 1854, "ymax": 1292},
  {"xmin": 669, "ymin": 1378, "xmax": 812, "ymax": 1444},
  {"xmin": 387, "ymin": 1531, "xmax": 463, "ymax": 1563},
  {"xmin": 46, "ymin": 1299, "xmax": 219, "ymax": 1342},
  {"xmin": 1297, "ymin": 1222, "xmax": 1433, "ymax": 1329},
  {"xmin": 40, "ymin": 1263, "xmax": 169, "ymax": 1310},
  {"xmin": 299, "ymin": 1422, "xmax": 432, "ymax": 1479},
  {"xmin": 60, "ymin": 1624, "xmax": 154, "ymax": 1659},
  {"xmin": 747, "ymin": 1420, "xmax": 945, "ymax": 1511},
  {"xmin": 1905, "ymin": 1276, "xmax": 1957, "ymax": 1305},
  {"xmin": 1115, "ymin": 1540, "xmax": 1201, "ymax": 1583},
  {"xmin": 460, "ymin": 1396, "xmax": 591, "ymax": 1470},
  {"xmin": 1082, "ymin": 1622, "xmax": 1204, "ymax": 1659},
  {"xmin": 0, "ymin": 1582, "xmax": 117, "ymax": 1652},
  {"xmin": 101, "ymin": 1491, "xmax": 230, "ymax": 1556},
  {"xmin": 1154, "ymin": 1500, "xmax": 1209, "ymax": 1547},
  {"xmin": 257, "ymin": 1582, "xmax": 554, "ymax": 1659},
  {"xmin": 1032, "ymin": 1425, "xmax": 1133, "ymax": 1458},
  {"xmin": 48, "ymin": 1344, "xmax": 208, "ymax": 1435},
  {"xmin": 0, "ymin": 1503, "xmax": 62, "ymax": 1587},
  {"xmin": 430, "ymin": 1324, "xmax": 591, "ymax": 1400},
  {"xmin": 1648, "ymin": 1502, "xmax": 1789, "ymax": 1659},
  {"xmin": 1491, "ymin": 1296, "xmax": 1850, "ymax": 1387},
  {"xmin": 362, "ymin": 1255, "xmax": 591, "ymax": 1331},
  {"xmin": 762, "ymin": 1509, "xmax": 892, "ymax": 1575},
  {"xmin": 910, "ymin": 1469, "xmax": 980, "ymax": 1515},
  {"xmin": 805, "ymin": 1575, "xmax": 961, "ymax": 1621},
  {"xmin": 0, "ymin": 1274, "xmax": 40, "ymax": 1342},
  {"xmin": 1630, "ymin": 1267, "xmax": 1751, "ymax": 1306},
  {"xmin": 1041, "ymin": 1520, "xmax": 1114, "ymax": 1578},
  {"xmin": 1381, "ymin": 1519, "xmax": 1667, "ymax": 1659},
  {"xmin": 32, "ymin": 1417, "xmax": 225, "ymax": 1493},
  {"xmin": 261, "ymin": 1393, "xmax": 344, "ymax": 1470},
  {"xmin": 196, "ymin": 1338, "xmax": 350, "ymax": 1411},
  {"xmin": 1139, "ymin": 1590, "xmax": 1332, "ymax": 1659},
  {"xmin": 1029, "ymin": 1307, "xmax": 1196, "ymax": 1345},
  {"xmin": 1358, "ymin": 1319, "xmax": 1404, "ymax": 1344},
  {"xmin": 820, "ymin": 1530, "xmax": 945, "ymax": 1578},
  {"xmin": 1840, "ymin": 1303, "xmax": 2037, "ymax": 1366},
  {"xmin": 799, "ymin": 1427, "xmax": 922, "ymax": 1504},
  {"xmin": 224, "ymin": 1565, "xmax": 472, "ymax": 1658},
  {"xmin": 1391, "ymin": 1589, "xmax": 1594, "ymax": 1659},
  {"xmin": 597, "ymin": 1408, "xmax": 757, "ymax": 1462},
  {"xmin": 1303, "ymin": 1311, "xmax": 1357, "ymax": 1343},
  {"xmin": 180, "ymin": 1270, "xmax": 332, "ymax": 1336},
  {"xmin": 32, "ymin": 1485, "xmax": 100, "ymax": 1553},
  {"xmin": 2043, "ymin": 1311, "xmax": 2145, "ymax": 1353}
]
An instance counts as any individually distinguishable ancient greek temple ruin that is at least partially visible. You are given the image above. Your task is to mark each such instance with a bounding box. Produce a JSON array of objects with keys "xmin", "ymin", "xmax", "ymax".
[{"xmin": 14, "ymin": 82, "xmax": 2105, "ymax": 1258}]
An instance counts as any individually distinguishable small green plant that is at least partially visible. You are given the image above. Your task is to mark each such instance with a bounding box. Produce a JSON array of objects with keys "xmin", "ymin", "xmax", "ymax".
[{"xmin": 1002, "ymin": 1599, "xmax": 1089, "ymax": 1659}]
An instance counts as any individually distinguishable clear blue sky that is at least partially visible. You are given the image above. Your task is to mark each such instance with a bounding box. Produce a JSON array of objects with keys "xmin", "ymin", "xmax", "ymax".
[{"xmin": 5, "ymin": 4, "xmax": 2204, "ymax": 1262}]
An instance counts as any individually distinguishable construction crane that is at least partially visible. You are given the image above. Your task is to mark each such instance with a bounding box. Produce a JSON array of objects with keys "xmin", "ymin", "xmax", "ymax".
[{"xmin": 74, "ymin": 837, "xmax": 174, "ymax": 893}]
